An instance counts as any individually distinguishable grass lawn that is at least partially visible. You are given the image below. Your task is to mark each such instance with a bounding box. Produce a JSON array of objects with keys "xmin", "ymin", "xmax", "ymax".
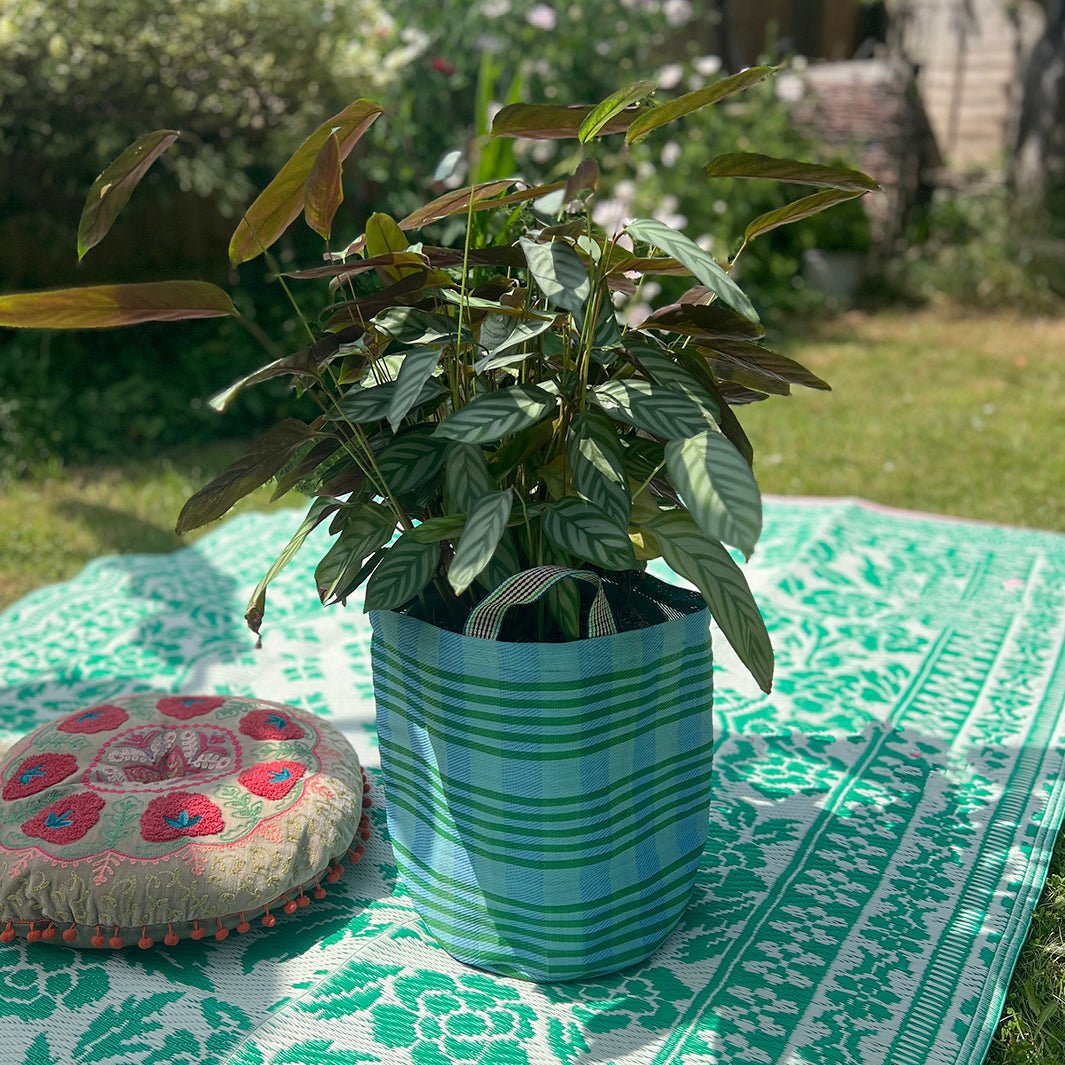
[{"xmin": 1, "ymin": 307, "xmax": 1063, "ymax": 1061}]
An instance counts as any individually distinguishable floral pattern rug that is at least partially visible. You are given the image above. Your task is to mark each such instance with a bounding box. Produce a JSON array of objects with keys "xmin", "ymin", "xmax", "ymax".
[{"xmin": 2, "ymin": 498, "xmax": 1065, "ymax": 1065}]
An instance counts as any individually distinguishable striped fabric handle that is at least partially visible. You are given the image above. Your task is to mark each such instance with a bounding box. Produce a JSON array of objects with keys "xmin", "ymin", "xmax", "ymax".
[{"xmin": 463, "ymin": 566, "xmax": 618, "ymax": 640}]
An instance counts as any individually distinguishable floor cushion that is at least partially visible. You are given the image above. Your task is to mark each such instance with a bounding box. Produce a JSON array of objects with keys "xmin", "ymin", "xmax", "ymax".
[{"xmin": 0, "ymin": 693, "xmax": 370, "ymax": 948}]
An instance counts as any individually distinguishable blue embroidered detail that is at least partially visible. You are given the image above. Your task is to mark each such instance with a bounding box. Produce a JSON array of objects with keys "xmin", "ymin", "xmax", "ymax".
[
  {"xmin": 267, "ymin": 715, "xmax": 288, "ymax": 730},
  {"xmin": 269, "ymin": 768, "xmax": 292, "ymax": 783},
  {"xmin": 163, "ymin": 810, "xmax": 202, "ymax": 830},
  {"xmin": 18, "ymin": 765, "xmax": 45, "ymax": 785},
  {"xmin": 45, "ymin": 810, "xmax": 72, "ymax": 830},
  {"xmin": 78, "ymin": 710, "xmax": 101, "ymax": 721}
]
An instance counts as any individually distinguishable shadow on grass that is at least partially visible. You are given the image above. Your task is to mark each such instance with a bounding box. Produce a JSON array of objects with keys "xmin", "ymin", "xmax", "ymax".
[{"xmin": 56, "ymin": 499, "xmax": 184, "ymax": 555}]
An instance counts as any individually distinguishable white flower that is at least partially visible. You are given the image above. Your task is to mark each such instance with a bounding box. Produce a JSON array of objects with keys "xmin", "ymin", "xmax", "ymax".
[
  {"xmin": 775, "ymin": 73, "xmax": 805, "ymax": 102},
  {"xmin": 526, "ymin": 3, "xmax": 557, "ymax": 30},
  {"xmin": 693, "ymin": 54, "xmax": 722, "ymax": 77},
  {"xmin": 656, "ymin": 63, "xmax": 684, "ymax": 90},
  {"xmin": 481, "ymin": 0, "xmax": 511, "ymax": 17},
  {"xmin": 663, "ymin": 0, "xmax": 692, "ymax": 26},
  {"xmin": 530, "ymin": 140, "xmax": 557, "ymax": 163},
  {"xmin": 661, "ymin": 141, "xmax": 681, "ymax": 167}
]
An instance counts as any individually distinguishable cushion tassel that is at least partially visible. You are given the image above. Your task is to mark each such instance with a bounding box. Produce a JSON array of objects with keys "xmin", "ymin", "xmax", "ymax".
[
  {"xmin": 164, "ymin": 924, "xmax": 179, "ymax": 947},
  {"xmin": 313, "ymin": 878, "xmax": 327, "ymax": 900},
  {"xmin": 190, "ymin": 919, "xmax": 206, "ymax": 941},
  {"xmin": 108, "ymin": 926, "xmax": 123, "ymax": 949},
  {"xmin": 214, "ymin": 917, "xmax": 229, "ymax": 941},
  {"xmin": 138, "ymin": 926, "xmax": 154, "ymax": 950},
  {"xmin": 282, "ymin": 893, "xmax": 298, "ymax": 916},
  {"xmin": 0, "ymin": 921, "xmax": 14, "ymax": 944},
  {"xmin": 261, "ymin": 907, "xmax": 276, "ymax": 929},
  {"xmin": 41, "ymin": 921, "xmax": 57, "ymax": 941},
  {"xmin": 62, "ymin": 922, "xmax": 78, "ymax": 943},
  {"xmin": 91, "ymin": 925, "xmax": 105, "ymax": 948},
  {"xmin": 236, "ymin": 912, "xmax": 251, "ymax": 934},
  {"xmin": 26, "ymin": 921, "xmax": 41, "ymax": 943}
]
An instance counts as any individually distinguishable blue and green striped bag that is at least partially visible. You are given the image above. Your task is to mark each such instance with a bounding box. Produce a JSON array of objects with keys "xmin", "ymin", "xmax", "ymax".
[{"xmin": 369, "ymin": 566, "xmax": 714, "ymax": 982}]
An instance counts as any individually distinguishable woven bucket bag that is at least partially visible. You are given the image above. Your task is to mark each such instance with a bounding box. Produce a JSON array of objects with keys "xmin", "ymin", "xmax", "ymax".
[{"xmin": 369, "ymin": 565, "xmax": 714, "ymax": 981}]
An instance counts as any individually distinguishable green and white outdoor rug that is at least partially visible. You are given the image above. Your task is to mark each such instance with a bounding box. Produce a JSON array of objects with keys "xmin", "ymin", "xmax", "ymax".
[{"xmin": 2, "ymin": 497, "xmax": 1065, "ymax": 1065}]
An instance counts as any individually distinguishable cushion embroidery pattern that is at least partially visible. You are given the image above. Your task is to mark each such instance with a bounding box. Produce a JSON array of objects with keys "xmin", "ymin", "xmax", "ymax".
[
  {"xmin": 0, "ymin": 503, "xmax": 1063, "ymax": 1065},
  {"xmin": 0, "ymin": 692, "xmax": 364, "ymax": 940}
]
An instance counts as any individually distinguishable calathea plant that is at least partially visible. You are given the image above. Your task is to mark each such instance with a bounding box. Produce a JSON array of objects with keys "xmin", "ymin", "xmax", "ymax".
[{"xmin": 0, "ymin": 72, "xmax": 878, "ymax": 693}]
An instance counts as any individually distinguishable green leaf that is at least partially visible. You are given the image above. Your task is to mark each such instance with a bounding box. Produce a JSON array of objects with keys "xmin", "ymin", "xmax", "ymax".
[
  {"xmin": 705, "ymin": 152, "xmax": 881, "ymax": 192},
  {"xmin": 434, "ymin": 384, "xmax": 558, "ymax": 444},
  {"xmin": 303, "ymin": 132, "xmax": 344, "ymax": 240},
  {"xmin": 593, "ymin": 379, "xmax": 717, "ymax": 440},
  {"xmin": 666, "ymin": 430, "xmax": 762, "ymax": 557},
  {"xmin": 626, "ymin": 218, "xmax": 758, "ymax": 322},
  {"xmin": 648, "ymin": 511, "xmax": 773, "ymax": 692},
  {"xmin": 579, "ymin": 79, "xmax": 657, "ymax": 143},
  {"xmin": 492, "ymin": 102, "xmax": 648, "ymax": 140},
  {"xmin": 373, "ymin": 307, "xmax": 455, "ymax": 345},
  {"xmin": 743, "ymin": 188, "xmax": 866, "ymax": 243},
  {"xmin": 476, "ymin": 315, "xmax": 555, "ymax": 367},
  {"xmin": 625, "ymin": 66, "xmax": 774, "ymax": 144},
  {"xmin": 387, "ymin": 346, "xmax": 444, "ymax": 432},
  {"xmin": 519, "ymin": 238, "xmax": 590, "ymax": 319},
  {"xmin": 176, "ymin": 420, "xmax": 314, "ymax": 534},
  {"xmin": 567, "ymin": 413, "xmax": 631, "ymax": 528},
  {"xmin": 364, "ymin": 533, "xmax": 439, "ymax": 610},
  {"xmin": 0, "ymin": 281, "xmax": 237, "ymax": 329},
  {"xmin": 77, "ymin": 129, "xmax": 179, "ymax": 259},
  {"xmin": 230, "ymin": 98, "xmax": 383, "ymax": 265},
  {"xmin": 376, "ymin": 429, "xmax": 448, "ymax": 494},
  {"xmin": 695, "ymin": 376, "xmax": 754, "ymax": 467},
  {"xmin": 449, "ymin": 489, "xmax": 513, "ymax": 594},
  {"xmin": 271, "ymin": 437, "xmax": 342, "ymax": 501},
  {"xmin": 622, "ymin": 436, "xmax": 665, "ymax": 482},
  {"xmin": 699, "ymin": 338, "xmax": 830, "ymax": 391},
  {"xmin": 245, "ymin": 496, "xmax": 342, "ymax": 633},
  {"xmin": 364, "ymin": 211, "xmax": 409, "ymax": 255},
  {"xmin": 409, "ymin": 514, "xmax": 468, "ymax": 543},
  {"xmin": 639, "ymin": 301, "xmax": 766, "ymax": 341},
  {"xmin": 542, "ymin": 497, "xmax": 637, "ymax": 571},
  {"xmin": 445, "ymin": 443, "xmax": 497, "ymax": 512},
  {"xmin": 625, "ymin": 338, "xmax": 721, "ymax": 406},
  {"xmin": 332, "ymin": 377, "xmax": 446, "ymax": 425},
  {"xmin": 315, "ymin": 502, "xmax": 397, "ymax": 605}
]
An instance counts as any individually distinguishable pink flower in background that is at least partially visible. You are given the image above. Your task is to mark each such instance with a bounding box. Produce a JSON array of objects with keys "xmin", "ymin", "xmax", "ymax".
[
  {"xmin": 431, "ymin": 56, "xmax": 456, "ymax": 75},
  {"xmin": 3, "ymin": 752, "xmax": 79, "ymax": 800},
  {"xmin": 57, "ymin": 704, "xmax": 128, "ymax": 734},
  {"xmin": 157, "ymin": 695, "xmax": 225, "ymax": 720},
  {"xmin": 21, "ymin": 792, "xmax": 104, "ymax": 845},
  {"xmin": 526, "ymin": 3, "xmax": 557, "ymax": 30}
]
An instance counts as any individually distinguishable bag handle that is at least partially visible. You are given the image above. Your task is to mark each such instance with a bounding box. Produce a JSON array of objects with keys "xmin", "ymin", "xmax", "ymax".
[{"xmin": 463, "ymin": 566, "xmax": 618, "ymax": 640}]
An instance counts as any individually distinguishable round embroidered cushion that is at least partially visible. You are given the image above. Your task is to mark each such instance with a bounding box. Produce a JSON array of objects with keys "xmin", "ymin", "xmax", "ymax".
[{"xmin": 0, "ymin": 693, "xmax": 369, "ymax": 948}]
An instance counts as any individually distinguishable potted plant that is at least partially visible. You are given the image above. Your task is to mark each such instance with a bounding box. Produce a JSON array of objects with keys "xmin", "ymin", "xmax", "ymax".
[{"xmin": 0, "ymin": 72, "xmax": 876, "ymax": 981}]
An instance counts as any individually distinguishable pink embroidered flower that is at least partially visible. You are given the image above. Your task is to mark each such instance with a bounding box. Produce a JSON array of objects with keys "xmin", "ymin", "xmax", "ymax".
[
  {"xmin": 57, "ymin": 704, "xmax": 129, "ymax": 734},
  {"xmin": 3, "ymin": 753, "xmax": 79, "ymax": 800},
  {"xmin": 140, "ymin": 792, "xmax": 224, "ymax": 842},
  {"xmin": 157, "ymin": 695, "xmax": 226, "ymax": 720},
  {"xmin": 21, "ymin": 792, "xmax": 105, "ymax": 845},
  {"xmin": 238, "ymin": 760, "xmax": 306, "ymax": 800},
  {"xmin": 239, "ymin": 709, "xmax": 305, "ymax": 742}
]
